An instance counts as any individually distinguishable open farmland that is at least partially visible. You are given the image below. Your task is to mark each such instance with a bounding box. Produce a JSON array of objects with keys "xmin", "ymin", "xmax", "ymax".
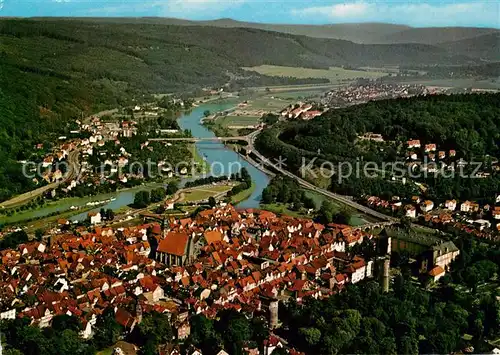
[
  {"xmin": 243, "ymin": 65, "xmax": 387, "ymax": 83},
  {"xmin": 218, "ymin": 115, "xmax": 261, "ymax": 128}
]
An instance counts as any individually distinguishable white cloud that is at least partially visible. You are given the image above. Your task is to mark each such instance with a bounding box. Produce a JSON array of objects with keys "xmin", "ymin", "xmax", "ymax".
[
  {"xmin": 297, "ymin": 2, "xmax": 369, "ymax": 18},
  {"xmin": 291, "ymin": 1, "xmax": 499, "ymax": 27}
]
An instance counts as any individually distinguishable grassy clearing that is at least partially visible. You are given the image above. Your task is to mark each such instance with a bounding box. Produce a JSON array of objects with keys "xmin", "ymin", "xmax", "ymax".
[
  {"xmin": 182, "ymin": 185, "xmax": 232, "ymax": 202},
  {"xmin": 272, "ymin": 90, "xmax": 325, "ymax": 100},
  {"xmin": 218, "ymin": 115, "xmax": 261, "ymax": 127},
  {"xmin": 246, "ymin": 97, "xmax": 291, "ymax": 110},
  {"xmin": 231, "ymin": 182, "xmax": 256, "ymax": 204},
  {"xmin": 244, "ymin": 65, "xmax": 387, "ymax": 83},
  {"xmin": 304, "ymin": 191, "xmax": 368, "ymax": 226},
  {"xmin": 189, "ymin": 144, "xmax": 209, "ymax": 173}
]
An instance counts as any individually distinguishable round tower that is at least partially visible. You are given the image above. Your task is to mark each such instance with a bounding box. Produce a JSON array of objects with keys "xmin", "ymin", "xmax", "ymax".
[
  {"xmin": 382, "ymin": 259, "xmax": 390, "ymax": 293},
  {"xmin": 269, "ymin": 300, "xmax": 279, "ymax": 329}
]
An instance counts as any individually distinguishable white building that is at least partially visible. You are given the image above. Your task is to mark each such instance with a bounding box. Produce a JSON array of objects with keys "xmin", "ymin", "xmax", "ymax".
[{"xmin": 89, "ymin": 212, "xmax": 102, "ymax": 225}]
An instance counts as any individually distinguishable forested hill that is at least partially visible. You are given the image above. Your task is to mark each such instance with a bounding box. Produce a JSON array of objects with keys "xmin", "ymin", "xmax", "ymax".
[
  {"xmin": 38, "ymin": 17, "xmax": 499, "ymax": 47},
  {"xmin": 0, "ymin": 18, "xmax": 487, "ymax": 201}
]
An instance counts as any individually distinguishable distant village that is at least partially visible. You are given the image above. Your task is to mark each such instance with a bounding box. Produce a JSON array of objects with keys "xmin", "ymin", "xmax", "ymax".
[{"xmin": 24, "ymin": 101, "xmax": 193, "ymax": 200}]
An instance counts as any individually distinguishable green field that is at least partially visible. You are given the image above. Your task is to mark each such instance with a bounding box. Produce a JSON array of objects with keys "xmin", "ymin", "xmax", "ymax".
[
  {"xmin": 272, "ymin": 90, "xmax": 326, "ymax": 100},
  {"xmin": 244, "ymin": 65, "xmax": 387, "ymax": 83},
  {"xmin": 304, "ymin": 191, "xmax": 368, "ymax": 226},
  {"xmin": 231, "ymin": 182, "xmax": 256, "ymax": 205},
  {"xmin": 182, "ymin": 185, "xmax": 232, "ymax": 202},
  {"xmin": 218, "ymin": 115, "xmax": 261, "ymax": 127},
  {"xmin": 189, "ymin": 144, "xmax": 209, "ymax": 173},
  {"xmin": 246, "ymin": 96, "xmax": 291, "ymax": 110}
]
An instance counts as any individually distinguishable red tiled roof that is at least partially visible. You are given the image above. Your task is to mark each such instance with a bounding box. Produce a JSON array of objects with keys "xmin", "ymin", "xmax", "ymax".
[
  {"xmin": 429, "ymin": 266, "xmax": 445, "ymax": 277},
  {"xmin": 157, "ymin": 232, "xmax": 189, "ymax": 256},
  {"xmin": 204, "ymin": 230, "xmax": 223, "ymax": 245}
]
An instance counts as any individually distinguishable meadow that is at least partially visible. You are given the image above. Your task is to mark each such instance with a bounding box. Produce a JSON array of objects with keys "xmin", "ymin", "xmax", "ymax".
[
  {"xmin": 218, "ymin": 115, "xmax": 261, "ymax": 127},
  {"xmin": 243, "ymin": 65, "xmax": 387, "ymax": 83}
]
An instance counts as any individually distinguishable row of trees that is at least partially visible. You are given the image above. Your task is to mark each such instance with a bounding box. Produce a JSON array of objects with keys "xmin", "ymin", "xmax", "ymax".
[
  {"xmin": 261, "ymin": 175, "xmax": 316, "ymax": 211},
  {"xmin": 133, "ymin": 183, "xmax": 178, "ymax": 209},
  {"xmin": 0, "ymin": 310, "xmax": 173, "ymax": 355},
  {"xmin": 186, "ymin": 310, "xmax": 269, "ymax": 355}
]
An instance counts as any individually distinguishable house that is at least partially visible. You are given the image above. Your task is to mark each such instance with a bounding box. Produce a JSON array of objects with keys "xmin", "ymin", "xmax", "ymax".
[
  {"xmin": 405, "ymin": 205, "xmax": 416, "ymax": 218},
  {"xmin": 204, "ymin": 230, "xmax": 224, "ymax": 245},
  {"xmin": 177, "ymin": 321, "xmax": 191, "ymax": 340},
  {"xmin": 461, "ymin": 201, "xmax": 479, "ymax": 213},
  {"xmin": 408, "ymin": 152, "xmax": 418, "ymax": 160},
  {"xmin": 345, "ymin": 257, "xmax": 368, "ymax": 284},
  {"xmin": 421, "ymin": 200, "xmax": 434, "ymax": 213},
  {"xmin": 424, "ymin": 144, "xmax": 437, "ymax": 152},
  {"xmin": 302, "ymin": 110, "xmax": 322, "ymax": 120},
  {"xmin": 438, "ymin": 151, "xmax": 446, "ymax": 159},
  {"xmin": 263, "ymin": 335, "xmax": 284, "ymax": 355},
  {"xmin": 493, "ymin": 207, "xmax": 500, "ymax": 220},
  {"xmin": 407, "ymin": 140, "xmax": 421, "ymax": 149},
  {"xmin": 114, "ymin": 307, "xmax": 137, "ymax": 332},
  {"xmin": 449, "ymin": 150, "xmax": 456, "ymax": 157},
  {"xmin": 428, "ymin": 265, "xmax": 445, "ymax": 282},
  {"xmin": 0, "ymin": 308, "xmax": 16, "ymax": 320},
  {"xmin": 444, "ymin": 200, "xmax": 457, "ymax": 211},
  {"xmin": 156, "ymin": 232, "xmax": 194, "ymax": 266},
  {"xmin": 165, "ymin": 200, "xmax": 175, "ymax": 210},
  {"xmin": 431, "ymin": 241, "xmax": 460, "ymax": 270},
  {"xmin": 474, "ymin": 219, "xmax": 491, "ymax": 230},
  {"xmin": 88, "ymin": 212, "xmax": 102, "ymax": 225}
]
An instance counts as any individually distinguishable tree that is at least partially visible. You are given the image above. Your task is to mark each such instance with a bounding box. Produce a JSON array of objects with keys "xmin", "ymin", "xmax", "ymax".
[
  {"xmin": 130, "ymin": 311, "xmax": 172, "ymax": 351},
  {"xmin": 51, "ymin": 315, "xmax": 82, "ymax": 332},
  {"xmin": 332, "ymin": 207, "xmax": 352, "ymax": 225},
  {"xmin": 216, "ymin": 310, "xmax": 252, "ymax": 355},
  {"xmin": 166, "ymin": 181, "xmax": 178, "ymax": 195},
  {"xmin": 52, "ymin": 329, "xmax": 88, "ymax": 355},
  {"xmin": 190, "ymin": 315, "xmax": 220, "ymax": 355},
  {"xmin": 150, "ymin": 187, "xmax": 166, "ymax": 203},
  {"xmin": 317, "ymin": 200, "xmax": 336, "ymax": 224},
  {"xmin": 34, "ymin": 229, "xmax": 44, "ymax": 241},
  {"xmin": 208, "ymin": 196, "xmax": 217, "ymax": 207},
  {"xmin": 106, "ymin": 209, "xmax": 115, "ymax": 221},
  {"xmin": 133, "ymin": 191, "xmax": 150, "ymax": 208},
  {"xmin": 0, "ymin": 230, "xmax": 29, "ymax": 249},
  {"xmin": 262, "ymin": 113, "xmax": 279, "ymax": 125},
  {"xmin": 299, "ymin": 327, "xmax": 321, "ymax": 347},
  {"xmin": 92, "ymin": 309, "xmax": 123, "ymax": 349},
  {"xmin": 203, "ymin": 110, "xmax": 211, "ymax": 117}
]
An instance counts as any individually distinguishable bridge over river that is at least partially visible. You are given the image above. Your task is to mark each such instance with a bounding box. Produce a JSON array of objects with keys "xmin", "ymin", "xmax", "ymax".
[{"xmin": 149, "ymin": 136, "xmax": 250, "ymax": 143}]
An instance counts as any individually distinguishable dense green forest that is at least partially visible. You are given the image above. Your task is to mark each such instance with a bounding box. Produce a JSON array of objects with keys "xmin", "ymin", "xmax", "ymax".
[
  {"xmin": 256, "ymin": 93, "xmax": 500, "ymax": 201},
  {"xmin": 279, "ymin": 232, "xmax": 500, "ymax": 355}
]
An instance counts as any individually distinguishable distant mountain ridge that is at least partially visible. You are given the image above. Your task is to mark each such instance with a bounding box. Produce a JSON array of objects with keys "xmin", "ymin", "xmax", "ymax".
[{"xmin": 31, "ymin": 17, "xmax": 499, "ymax": 47}]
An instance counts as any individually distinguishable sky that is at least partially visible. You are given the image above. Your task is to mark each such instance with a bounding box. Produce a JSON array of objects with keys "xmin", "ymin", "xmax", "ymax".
[{"xmin": 0, "ymin": 0, "xmax": 499, "ymax": 28}]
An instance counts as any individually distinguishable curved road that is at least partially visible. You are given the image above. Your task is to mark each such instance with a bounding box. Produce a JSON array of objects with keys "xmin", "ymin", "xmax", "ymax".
[
  {"xmin": 0, "ymin": 149, "xmax": 81, "ymax": 209},
  {"xmin": 246, "ymin": 130, "xmax": 396, "ymax": 222}
]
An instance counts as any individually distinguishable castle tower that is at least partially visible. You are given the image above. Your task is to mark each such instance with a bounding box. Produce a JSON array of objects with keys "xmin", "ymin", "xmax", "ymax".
[
  {"xmin": 269, "ymin": 300, "xmax": 279, "ymax": 329},
  {"xmin": 382, "ymin": 259, "xmax": 390, "ymax": 293},
  {"xmin": 136, "ymin": 302, "xmax": 143, "ymax": 324}
]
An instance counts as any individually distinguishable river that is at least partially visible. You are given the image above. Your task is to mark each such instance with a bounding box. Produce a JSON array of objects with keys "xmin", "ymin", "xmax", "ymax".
[
  {"xmin": 177, "ymin": 101, "xmax": 270, "ymax": 208},
  {"xmin": 1, "ymin": 101, "xmax": 269, "ymax": 225}
]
